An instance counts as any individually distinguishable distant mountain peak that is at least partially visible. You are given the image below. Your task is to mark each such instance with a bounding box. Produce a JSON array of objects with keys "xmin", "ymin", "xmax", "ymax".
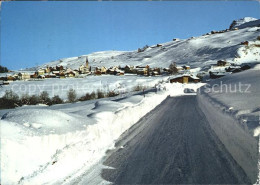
[{"xmin": 229, "ymin": 17, "xmax": 259, "ymax": 29}]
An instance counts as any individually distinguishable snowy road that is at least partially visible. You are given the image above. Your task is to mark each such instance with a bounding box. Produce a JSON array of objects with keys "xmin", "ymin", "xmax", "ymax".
[{"xmin": 100, "ymin": 95, "xmax": 251, "ymax": 184}]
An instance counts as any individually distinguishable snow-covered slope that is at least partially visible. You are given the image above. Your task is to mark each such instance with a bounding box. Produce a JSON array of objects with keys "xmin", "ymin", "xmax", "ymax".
[
  {"xmin": 33, "ymin": 18, "xmax": 260, "ymax": 71},
  {"xmin": 40, "ymin": 51, "xmax": 126, "ymax": 70},
  {"xmin": 230, "ymin": 17, "xmax": 260, "ymax": 29}
]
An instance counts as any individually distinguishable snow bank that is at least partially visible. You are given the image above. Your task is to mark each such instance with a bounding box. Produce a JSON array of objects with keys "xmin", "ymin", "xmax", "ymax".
[
  {"xmin": 1, "ymin": 82, "xmax": 203, "ymax": 184},
  {"xmin": 197, "ymin": 67, "xmax": 260, "ymax": 183},
  {"xmin": 2, "ymin": 109, "xmax": 87, "ymax": 134},
  {"xmin": 197, "ymin": 90, "xmax": 258, "ymax": 183}
]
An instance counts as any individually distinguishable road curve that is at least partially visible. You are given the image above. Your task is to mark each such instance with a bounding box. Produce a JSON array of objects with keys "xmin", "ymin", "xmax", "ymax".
[{"xmin": 101, "ymin": 95, "xmax": 251, "ymax": 184}]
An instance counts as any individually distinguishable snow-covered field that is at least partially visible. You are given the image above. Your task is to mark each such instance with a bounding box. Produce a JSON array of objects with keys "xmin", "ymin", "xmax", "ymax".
[
  {"xmin": 0, "ymin": 75, "xmax": 168, "ymax": 100},
  {"xmin": 0, "ymin": 82, "xmax": 204, "ymax": 185}
]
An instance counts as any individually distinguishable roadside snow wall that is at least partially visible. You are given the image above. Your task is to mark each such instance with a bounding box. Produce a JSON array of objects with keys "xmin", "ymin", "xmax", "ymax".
[
  {"xmin": 1, "ymin": 92, "xmax": 169, "ymax": 185},
  {"xmin": 197, "ymin": 88, "xmax": 258, "ymax": 183}
]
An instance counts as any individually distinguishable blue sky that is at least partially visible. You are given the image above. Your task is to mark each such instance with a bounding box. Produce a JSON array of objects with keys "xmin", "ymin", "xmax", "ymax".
[{"xmin": 1, "ymin": 1, "xmax": 260, "ymax": 70}]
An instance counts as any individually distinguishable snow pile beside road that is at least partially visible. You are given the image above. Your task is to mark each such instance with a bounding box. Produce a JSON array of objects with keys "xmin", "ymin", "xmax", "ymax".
[
  {"xmin": 200, "ymin": 65, "xmax": 260, "ymax": 135},
  {"xmin": 1, "ymin": 109, "xmax": 87, "ymax": 134},
  {"xmin": 0, "ymin": 82, "xmax": 203, "ymax": 185},
  {"xmin": 197, "ymin": 65, "xmax": 260, "ymax": 183}
]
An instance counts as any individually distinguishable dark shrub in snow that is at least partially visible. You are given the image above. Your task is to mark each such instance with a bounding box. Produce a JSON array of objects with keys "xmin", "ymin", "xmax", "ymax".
[
  {"xmin": 67, "ymin": 89, "xmax": 77, "ymax": 103},
  {"xmin": 79, "ymin": 92, "xmax": 93, "ymax": 101},
  {"xmin": 97, "ymin": 90, "xmax": 105, "ymax": 99},
  {"xmin": 51, "ymin": 95, "xmax": 63, "ymax": 104},
  {"xmin": 20, "ymin": 93, "xmax": 30, "ymax": 105},
  {"xmin": 107, "ymin": 91, "xmax": 118, "ymax": 97},
  {"xmin": 90, "ymin": 92, "xmax": 96, "ymax": 99},
  {"xmin": 0, "ymin": 90, "xmax": 20, "ymax": 109},
  {"xmin": 29, "ymin": 95, "xmax": 41, "ymax": 105},
  {"xmin": 40, "ymin": 91, "xmax": 52, "ymax": 105}
]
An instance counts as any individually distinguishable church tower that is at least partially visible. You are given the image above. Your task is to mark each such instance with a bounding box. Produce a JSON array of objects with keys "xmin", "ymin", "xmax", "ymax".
[{"xmin": 86, "ymin": 57, "xmax": 89, "ymax": 69}]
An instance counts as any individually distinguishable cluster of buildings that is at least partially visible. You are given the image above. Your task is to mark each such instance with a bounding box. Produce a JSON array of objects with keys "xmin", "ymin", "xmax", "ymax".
[
  {"xmin": 0, "ymin": 56, "xmax": 204, "ymax": 85},
  {"xmin": 0, "ymin": 60, "xmax": 91, "ymax": 82},
  {"xmin": 0, "ymin": 56, "xmax": 196, "ymax": 83},
  {"xmin": 3, "ymin": 57, "xmax": 248, "ymax": 86},
  {"xmin": 208, "ymin": 60, "xmax": 251, "ymax": 79}
]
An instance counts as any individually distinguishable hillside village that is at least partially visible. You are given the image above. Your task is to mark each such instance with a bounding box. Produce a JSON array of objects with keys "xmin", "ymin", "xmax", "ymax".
[
  {"xmin": 1, "ymin": 17, "xmax": 259, "ymax": 86},
  {"xmin": 0, "ymin": 56, "xmax": 255, "ymax": 86},
  {"xmin": 0, "ymin": 57, "xmax": 192, "ymax": 82}
]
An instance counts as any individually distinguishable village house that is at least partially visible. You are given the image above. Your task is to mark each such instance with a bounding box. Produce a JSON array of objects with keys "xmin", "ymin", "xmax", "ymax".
[
  {"xmin": 182, "ymin": 65, "xmax": 191, "ymax": 70},
  {"xmin": 45, "ymin": 74, "xmax": 57, "ymax": 78},
  {"xmin": 117, "ymin": 70, "xmax": 125, "ymax": 76},
  {"xmin": 66, "ymin": 71, "xmax": 79, "ymax": 78},
  {"xmin": 151, "ymin": 68, "xmax": 161, "ymax": 76},
  {"xmin": 36, "ymin": 69, "xmax": 45, "ymax": 76},
  {"xmin": 44, "ymin": 66, "xmax": 52, "ymax": 73},
  {"xmin": 188, "ymin": 75, "xmax": 200, "ymax": 83},
  {"xmin": 100, "ymin": 66, "xmax": 107, "ymax": 74},
  {"xmin": 106, "ymin": 66, "xmax": 118, "ymax": 75},
  {"xmin": 59, "ymin": 72, "xmax": 66, "ymax": 79},
  {"xmin": 209, "ymin": 71, "xmax": 231, "ymax": 79},
  {"xmin": 176, "ymin": 66, "xmax": 184, "ymax": 72},
  {"xmin": 6, "ymin": 75, "xmax": 16, "ymax": 81},
  {"xmin": 79, "ymin": 64, "xmax": 88, "ymax": 74},
  {"xmin": 52, "ymin": 71, "xmax": 60, "ymax": 76},
  {"xmin": 241, "ymin": 41, "xmax": 249, "ymax": 45},
  {"xmin": 0, "ymin": 76, "xmax": 6, "ymax": 81},
  {"xmin": 124, "ymin": 65, "xmax": 135, "ymax": 73},
  {"xmin": 38, "ymin": 75, "xmax": 45, "ymax": 79},
  {"xmin": 56, "ymin": 65, "xmax": 64, "ymax": 71},
  {"xmin": 30, "ymin": 73, "xmax": 38, "ymax": 79},
  {"xmin": 136, "ymin": 65, "xmax": 149, "ymax": 76},
  {"xmin": 217, "ymin": 60, "xmax": 228, "ymax": 66},
  {"xmin": 79, "ymin": 58, "xmax": 90, "ymax": 74},
  {"xmin": 169, "ymin": 74, "xmax": 200, "ymax": 84},
  {"xmin": 95, "ymin": 68, "xmax": 102, "ymax": 75},
  {"xmin": 18, "ymin": 72, "xmax": 30, "ymax": 80},
  {"xmin": 169, "ymin": 74, "xmax": 190, "ymax": 83}
]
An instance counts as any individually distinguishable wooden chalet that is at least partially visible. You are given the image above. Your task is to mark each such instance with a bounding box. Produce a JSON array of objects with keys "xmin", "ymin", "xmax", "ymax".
[
  {"xmin": 217, "ymin": 60, "xmax": 228, "ymax": 66},
  {"xmin": 169, "ymin": 74, "xmax": 200, "ymax": 84}
]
